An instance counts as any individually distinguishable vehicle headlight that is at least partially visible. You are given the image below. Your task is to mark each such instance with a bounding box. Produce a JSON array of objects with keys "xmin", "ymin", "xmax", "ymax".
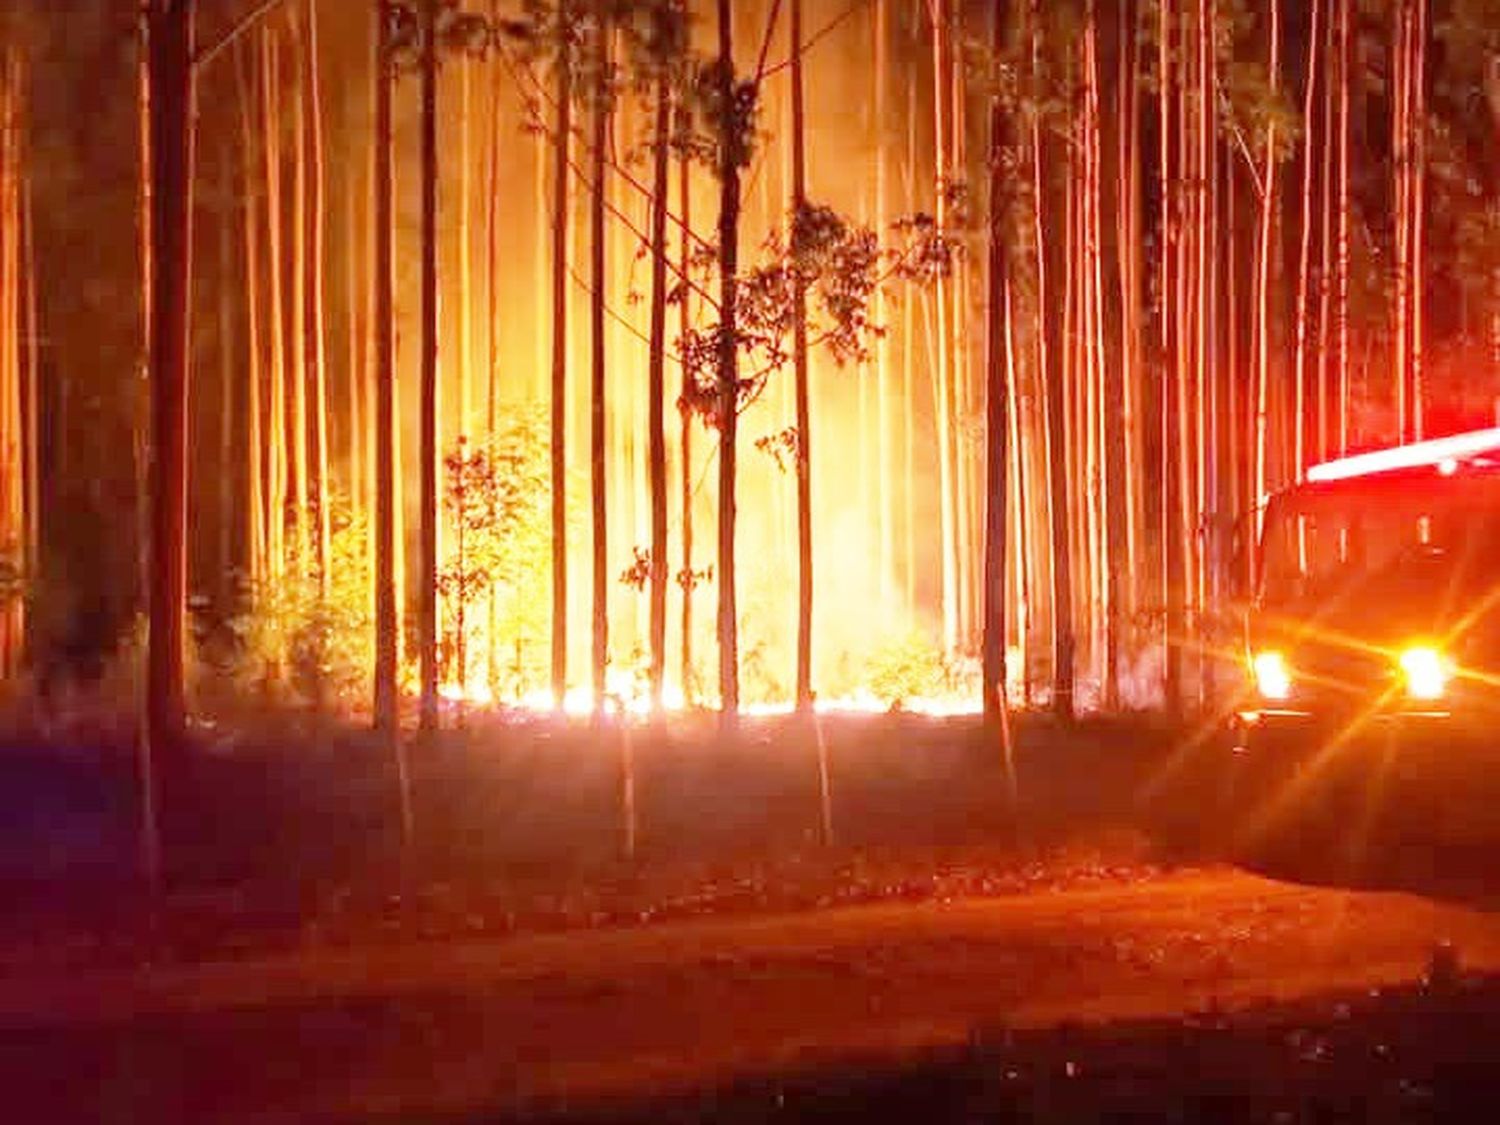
[
  {"xmin": 1399, "ymin": 646, "xmax": 1451, "ymax": 701},
  {"xmin": 1252, "ymin": 651, "xmax": 1293, "ymax": 701}
]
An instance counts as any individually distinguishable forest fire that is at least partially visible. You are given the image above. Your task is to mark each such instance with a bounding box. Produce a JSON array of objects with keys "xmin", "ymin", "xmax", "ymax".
[
  {"xmin": 439, "ymin": 669, "xmax": 983, "ymax": 720},
  {"xmin": 10, "ymin": 2, "xmax": 1500, "ymax": 1120},
  {"xmin": 0, "ymin": 0, "xmax": 1497, "ymax": 745}
]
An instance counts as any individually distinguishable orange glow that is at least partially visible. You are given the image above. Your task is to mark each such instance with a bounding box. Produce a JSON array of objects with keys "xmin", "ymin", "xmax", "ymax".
[
  {"xmin": 1398, "ymin": 645, "xmax": 1450, "ymax": 700},
  {"xmin": 438, "ymin": 672, "xmax": 981, "ymax": 718},
  {"xmin": 1251, "ymin": 651, "xmax": 1293, "ymax": 701}
]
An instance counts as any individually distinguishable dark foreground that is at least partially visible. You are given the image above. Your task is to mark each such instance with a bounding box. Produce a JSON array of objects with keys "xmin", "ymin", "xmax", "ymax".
[
  {"xmin": 7, "ymin": 712, "xmax": 1500, "ymax": 1122},
  {"xmin": 517, "ymin": 978, "xmax": 1500, "ymax": 1125}
]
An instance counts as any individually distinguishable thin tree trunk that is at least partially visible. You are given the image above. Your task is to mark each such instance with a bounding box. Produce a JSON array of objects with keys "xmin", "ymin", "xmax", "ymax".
[
  {"xmin": 234, "ymin": 47, "xmax": 266, "ymax": 592},
  {"xmin": 136, "ymin": 10, "xmax": 154, "ymax": 659},
  {"xmin": 1411, "ymin": 0, "xmax": 1425, "ymax": 439},
  {"xmin": 1336, "ymin": 0, "xmax": 1351, "ymax": 454},
  {"xmin": 20, "ymin": 95, "xmax": 37, "ymax": 656},
  {"xmin": 1159, "ymin": 0, "xmax": 1183, "ymax": 716},
  {"xmin": 218, "ymin": 155, "xmax": 236, "ymax": 599},
  {"xmin": 715, "ymin": 0, "xmax": 742, "ymax": 724},
  {"xmin": 1314, "ymin": 0, "xmax": 1335, "ymax": 462},
  {"xmin": 373, "ymin": 0, "xmax": 400, "ymax": 746},
  {"xmin": 982, "ymin": 0, "xmax": 1010, "ymax": 729},
  {"xmin": 678, "ymin": 145, "xmax": 695, "ymax": 705},
  {"xmin": 1393, "ymin": 0, "xmax": 1410, "ymax": 441},
  {"xmin": 1292, "ymin": 0, "xmax": 1321, "ymax": 481},
  {"xmin": 288, "ymin": 13, "xmax": 309, "ymax": 578},
  {"xmin": 1035, "ymin": 3, "xmax": 1073, "ymax": 719},
  {"xmin": 790, "ymin": 0, "xmax": 813, "ymax": 712},
  {"xmin": 1254, "ymin": 0, "xmax": 1278, "ymax": 528},
  {"xmin": 646, "ymin": 76, "xmax": 670, "ymax": 713},
  {"xmin": 261, "ymin": 31, "xmax": 287, "ymax": 588},
  {"xmin": 146, "ymin": 0, "xmax": 194, "ymax": 749},
  {"xmin": 902, "ymin": 60, "xmax": 917, "ymax": 619},
  {"xmin": 550, "ymin": 3, "xmax": 572, "ymax": 707},
  {"xmin": 1116, "ymin": 0, "xmax": 1142, "ymax": 637},
  {"xmin": 930, "ymin": 0, "xmax": 958, "ymax": 657},
  {"xmin": 485, "ymin": 0, "xmax": 503, "ymax": 694},
  {"xmin": 590, "ymin": 26, "xmax": 610, "ymax": 713},
  {"xmin": 874, "ymin": 0, "xmax": 894, "ymax": 621},
  {"xmin": 418, "ymin": 0, "xmax": 440, "ymax": 732},
  {"xmin": 305, "ymin": 0, "xmax": 330, "ymax": 600},
  {"xmin": 0, "ymin": 54, "xmax": 19, "ymax": 676},
  {"xmin": 458, "ymin": 59, "xmax": 473, "ymax": 445}
]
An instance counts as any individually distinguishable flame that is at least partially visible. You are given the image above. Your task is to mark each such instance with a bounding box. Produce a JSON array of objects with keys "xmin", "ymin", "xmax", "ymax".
[
  {"xmin": 433, "ymin": 640, "xmax": 1004, "ymax": 718},
  {"xmin": 439, "ymin": 675, "xmax": 980, "ymax": 718}
]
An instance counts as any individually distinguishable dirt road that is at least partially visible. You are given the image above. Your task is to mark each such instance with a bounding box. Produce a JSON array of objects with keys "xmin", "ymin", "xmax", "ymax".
[{"xmin": 4, "ymin": 866, "xmax": 1500, "ymax": 1122}]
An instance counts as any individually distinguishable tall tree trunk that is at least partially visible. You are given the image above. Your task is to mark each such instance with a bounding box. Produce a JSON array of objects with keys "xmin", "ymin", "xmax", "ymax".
[
  {"xmin": 1033, "ymin": 4, "xmax": 1073, "ymax": 719},
  {"xmin": 373, "ymin": 0, "xmax": 400, "ymax": 744},
  {"xmin": 715, "ymin": 0, "xmax": 742, "ymax": 724},
  {"xmin": 930, "ymin": 0, "xmax": 959, "ymax": 657},
  {"xmin": 1116, "ymin": 0, "xmax": 1143, "ymax": 640},
  {"xmin": 485, "ymin": 0, "xmax": 503, "ymax": 694},
  {"xmin": 135, "ymin": 9, "xmax": 154, "ymax": 668},
  {"xmin": 1392, "ymin": 0, "xmax": 1427, "ymax": 442},
  {"xmin": 646, "ymin": 76, "xmax": 670, "ymax": 713},
  {"xmin": 305, "ymin": 0, "xmax": 330, "ymax": 600},
  {"xmin": 678, "ymin": 145, "xmax": 695, "ymax": 704},
  {"xmin": 1253, "ymin": 0, "xmax": 1280, "ymax": 520},
  {"xmin": 417, "ymin": 0, "xmax": 440, "ymax": 732},
  {"xmin": 1336, "ymin": 0, "xmax": 1351, "ymax": 455},
  {"xmin": 1314, "ymin": 0, "xmax": 1334, "ymax": 463},
  {"xmin": 218, "ymin": 155, "xmax": 236, "ymax": 599},
  {"xmin": 234, "ymin": 47, "xmax": 266, "ymax": 593},
  {"xmin": 0, "ymin": 52, "xmax": 21, "ymax": 676},
  {"xmin": 981, "ymin": 0, "xmax": 1011, "ymax": 729},
  {"xmin": 458, "ymin": 59, "xmax": 473, "ymax": 446},
  {"xmin": 1292, "ymin": 0, "xmax": 1322, "ymax": 481},
  {"xmin": 1158, "ymin": 0, "xmax": 1183, "ymax": 717},
  {"xmin": 288, "ymin": 13, "xmax": 309, "ymax": 579},
  {"xmin": 790, "ymin": 0, "xmax": 813, "ymax": 712},
  {"xmin": 874, "ymin": 0, "xmax": 894, "ymax": 622},
  {"xmin": 18, "ymin": 96, "xmax": 34, "ymax": 658},
  {"xmin": 260, "ymin": 30, "xmax": 287, "ymax": 594},
  {"xmin": 590, "ymin": 27, "xmax": 610, "ymax": 713},
  {"xmin": 550, "ymin": 3, "xmax": 572, "ymax": 707},
  {"xmin": 146, "ymin": 0, "xmax": 194, "ymax": 758},
  {"xmin": 1411, "ymin": 0, "xmax": 1425, "ymax": 439}
]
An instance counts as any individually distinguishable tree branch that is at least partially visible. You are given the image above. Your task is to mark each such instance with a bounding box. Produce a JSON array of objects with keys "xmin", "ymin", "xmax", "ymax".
[{"xmin": 194, "ymin": 0, "xmax": 288, "ymax": 72}]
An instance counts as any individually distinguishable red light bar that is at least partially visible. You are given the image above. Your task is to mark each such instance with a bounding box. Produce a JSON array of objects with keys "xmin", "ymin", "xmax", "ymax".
[{"xmin": 1305, "ymin": 427, "xmax": 1500, "ymax": 483}]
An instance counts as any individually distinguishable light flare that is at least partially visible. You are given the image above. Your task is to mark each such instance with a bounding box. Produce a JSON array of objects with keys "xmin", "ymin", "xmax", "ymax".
[
  {"xmin": 1251, "ymin": 651, "xmax": 1293, "ymax": 701},
  {"xmin": 1398, "ymin": 645, "xmax": 1451, "ymax": 700}
]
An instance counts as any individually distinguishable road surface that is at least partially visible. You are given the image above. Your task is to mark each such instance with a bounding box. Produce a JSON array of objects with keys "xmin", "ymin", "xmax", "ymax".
[{"xmin": 4, "ymin": 866, "xmax": 1500, "ymax": 1122}]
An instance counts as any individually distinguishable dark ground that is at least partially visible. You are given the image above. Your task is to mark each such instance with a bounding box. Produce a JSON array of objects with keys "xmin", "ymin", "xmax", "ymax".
[
  {"xmin": 0, "ymin": 712, "xmax": 1182, "ymax": 966},
  {"xmin": 7, "ymin": 710, "xmax": 1500, "ymax": 1122},
  {"xmin": 503, "ymin": 977, "xmax": 1500, "ymax": 1125}
]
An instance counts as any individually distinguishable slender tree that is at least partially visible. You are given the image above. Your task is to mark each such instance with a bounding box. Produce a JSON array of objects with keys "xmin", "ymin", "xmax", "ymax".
[
  {"xmin": 146, "ymin": 0, "xmax": 195, "ymax": 757},
  {"xmin": 981, "ymin": 0, "xmax": 1011, "ymax": 728},
  {"xmin": 645, "ymin": 66, "xmax": 671, "ymax": 712},
  {"xmin": 418, "ymin": 0, "xmax": 440, "ymax": 732},
  {"xmin": 0, "ymin": 46, "xmax": 26, "ymax": 677},
  {"xmin": 550, "ymin": 1, "xmax": 573, "ymax": 707},
  {"xmin": 590, "ymin": 19, "xmax": 611, "ymax": 712},
  {"xmin": 677, "ymin": 137, "xmax": 695, "ymax": 704},
  {"xmin": 304, "ymin": 0, "xmax": 331, "ymax": 601},
  {"xmin": 713, "ymin": 0, "xmax": 744, "ymax": 723},
  {"xmin": 790, "ymin": 0, "xmax": 813, "ymax": 712},
  {"xmin": 373, "ymin": 0, "xmax": 400, "ymax": 739},
  {"xmin": 1034, "ymin": 2, "xmax": 1073, "ymax": 719}
]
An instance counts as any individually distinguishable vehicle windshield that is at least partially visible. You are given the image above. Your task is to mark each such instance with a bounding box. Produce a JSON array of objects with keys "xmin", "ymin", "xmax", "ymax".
[{"xmin": 1259, "ymin": 486, "xmax": 1500, "ymax": 609}]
